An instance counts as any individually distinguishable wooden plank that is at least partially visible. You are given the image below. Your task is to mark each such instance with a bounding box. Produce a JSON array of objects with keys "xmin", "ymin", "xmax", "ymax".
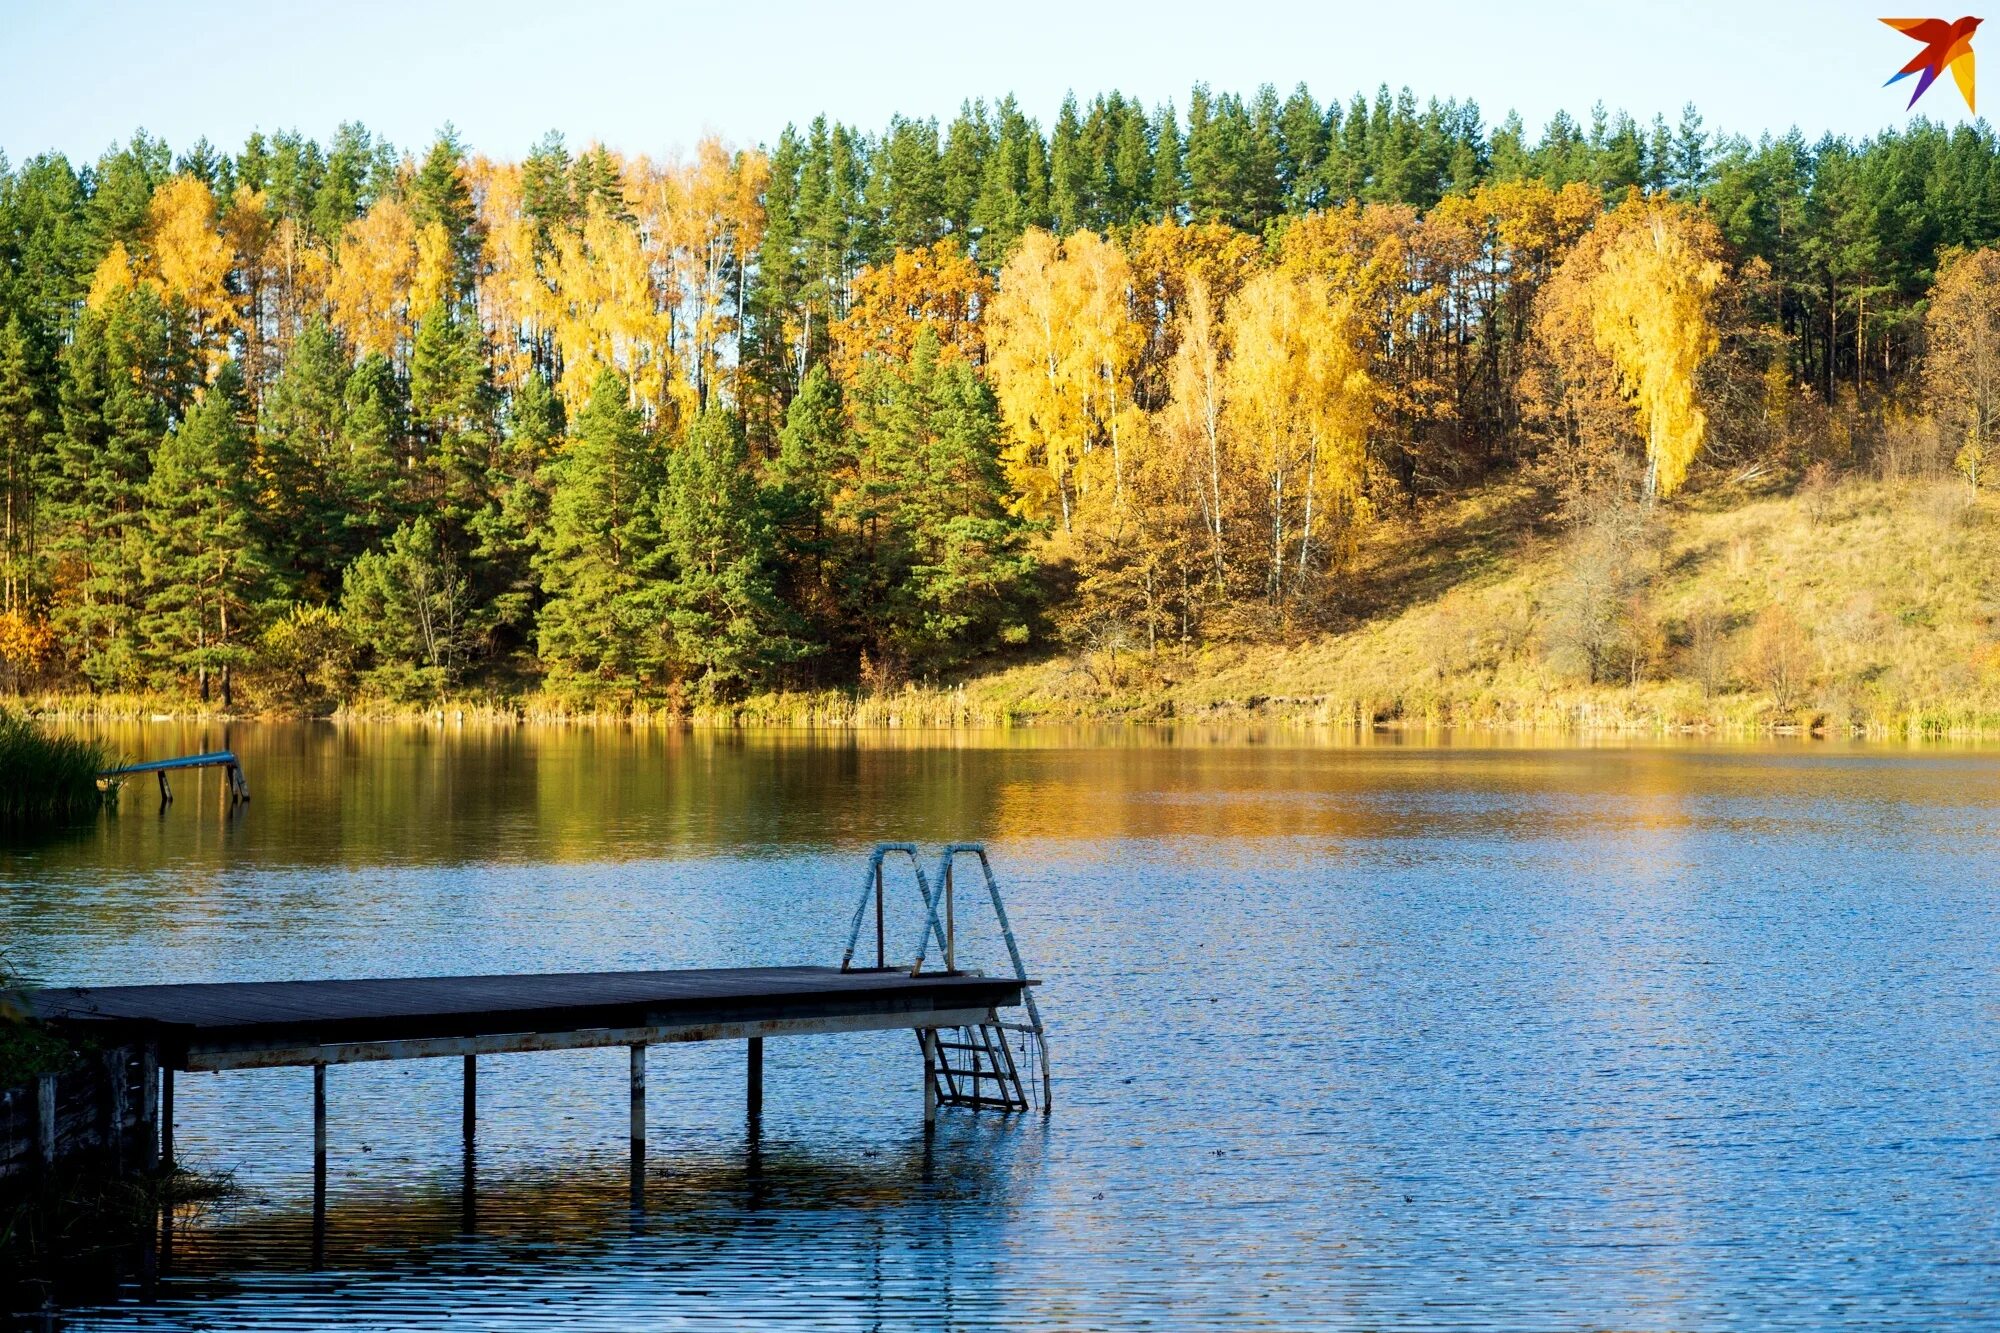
[
  {"xmin": 32, "ymin": 967, "xmax": 1024, "ymax": 1028},
  {"xmin": 184, "ymin": 1005, "xmax": 1002, "ymax": 1071}
]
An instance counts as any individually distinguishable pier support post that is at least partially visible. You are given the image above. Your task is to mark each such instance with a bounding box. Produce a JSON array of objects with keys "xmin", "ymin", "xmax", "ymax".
[
  {"xmin": 105, "ymin": 1048, "xmax": 129, "ymax": 1174},
  {"xmin": 462, "ymin": 1054, "xmax": 476, "ymax": 1147},
  {"xmin": 160, "ymin": 1068, "xmax": 174, "ymax": 1166},
  {"xmin": 312, "ymin": 1063, "xmax": 328, "ymax": 1265},
  {"xmin": 921, "ymin": 1031, "xmax": 938, "ymax": 1129},
  {"xmin": 312, "ymin": 1063, "xmax": 327, "ymax": 1187},
  {"xmin": 139, "ymin": 1046, "xmax": 159, "ymax": 1171},
  {"xmin": 628, "ymin": 1043, "xmax": 646, "ymax": 1204},
  {"xmin": 746, "ymin": 1037, "xmax": 763, "ymax": 1124},
  {"xmin": 35, "ymin": 1073, "xmax": 56, "ymax": 1169}
]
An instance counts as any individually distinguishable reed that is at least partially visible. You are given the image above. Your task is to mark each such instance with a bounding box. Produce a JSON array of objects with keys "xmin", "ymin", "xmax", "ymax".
[{"xmin": 0, "ymin": 710, "xmax": 111, "ymax": 824}]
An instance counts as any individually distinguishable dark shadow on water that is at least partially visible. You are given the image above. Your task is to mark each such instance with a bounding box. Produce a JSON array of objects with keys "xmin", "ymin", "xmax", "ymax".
[{"xmin": 76, "ymin": 1118, "xmax": 1042, "ymax": 1320}]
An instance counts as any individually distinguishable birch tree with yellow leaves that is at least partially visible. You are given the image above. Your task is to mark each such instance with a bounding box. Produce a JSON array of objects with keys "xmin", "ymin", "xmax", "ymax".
[
  {"xmin": 1222, "ymin": 268, "xmax": 1372, "ymax": 600},
  {"xmin": 984, "ymin": 228, "xmax": 1142, "ymax": 529},
  {"xmin": 1587, "ymin": 202, "xmax": 1724, "ymax": 498},
  {"xmin": 147, "ymin": 174, "xmax": 240, "ymax": 376},
  {"xmin": 327, "ymin": 198, "xmax": 418, "ymax": 360}
]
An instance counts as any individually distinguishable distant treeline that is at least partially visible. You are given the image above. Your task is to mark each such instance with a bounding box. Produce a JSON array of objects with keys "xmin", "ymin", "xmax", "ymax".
[{"xmin": 1, "ymin": 85, "xmax": 1998, "ymax": 709}]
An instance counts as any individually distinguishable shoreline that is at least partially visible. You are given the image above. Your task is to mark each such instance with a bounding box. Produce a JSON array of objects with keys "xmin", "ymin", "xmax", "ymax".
[{"xmin": 17, "ymin": 686, "xmax": 2000, "ymax": 742}]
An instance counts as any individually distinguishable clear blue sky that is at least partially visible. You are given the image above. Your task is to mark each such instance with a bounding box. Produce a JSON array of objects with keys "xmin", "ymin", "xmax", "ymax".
[{"xmin": 0, "ymin": 0, "xmax": 1985, "ymax": 164}]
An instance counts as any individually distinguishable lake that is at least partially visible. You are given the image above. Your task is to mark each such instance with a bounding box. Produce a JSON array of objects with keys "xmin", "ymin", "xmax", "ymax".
[{"xmin": 5, "ymin": 724, "xmax": 1997, "ymax": 1330}]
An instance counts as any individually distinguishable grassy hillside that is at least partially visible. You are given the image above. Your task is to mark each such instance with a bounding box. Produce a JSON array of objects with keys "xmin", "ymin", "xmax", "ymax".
[{"xmin": 723, "ymin": 472, "xmax": 2000, "ymax": 737}]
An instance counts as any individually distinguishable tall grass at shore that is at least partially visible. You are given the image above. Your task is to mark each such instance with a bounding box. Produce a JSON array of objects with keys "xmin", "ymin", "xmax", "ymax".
[{"xmin": 0, "ymin": 710, "xmax": 111, "ymax": 824}]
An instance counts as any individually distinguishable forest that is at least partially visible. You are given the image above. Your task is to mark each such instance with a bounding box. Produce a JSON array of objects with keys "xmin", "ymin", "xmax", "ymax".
[{"xmin": 3, "ymin": 84, "xmax": 2000, "ymax": 715}]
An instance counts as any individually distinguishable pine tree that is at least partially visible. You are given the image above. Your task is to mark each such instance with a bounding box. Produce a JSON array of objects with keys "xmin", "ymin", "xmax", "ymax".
[
  {"xmin": 409, "ymin": 299, "xmax": 495, "ymax": 526},
  {"xmin": 1151, "ymin": 101, "xmax": 1184, "ymax": 221},
  {"xmin": 140, "ymin": 361, "xmax": 270, "ymax": 704},
  {"xmin": 534, "ymin": 369, "xmax": 661, "ymax": 696},
  {"xmin": 846, "ymin": 329, "xmax": 1034, "ymax": 674},
  {"xmin": 339, "ymin": 351, "xmax": 407, "ymax": 555},
  {"xmin": 470, "ymin": 370, "xmax": 563, "ymax": 650},
  {"xmin": 408, "ymin": 126, "xmax": 480, "ymax": 299},
  {"xmin": 0, "ymin": 314, "xmax": 48, "ymax": 611},
  {"xmin": 767, "ymin": 362, "xmax": 850, "ymax": 667},
  {"xmin": 656, "ymin": 408, "xmax": 803, "ymax": 698},
  {"xmin": 47, "ymin": 287, "xmax": 172, "ymax": 689},
  {"xmin": 257, "ymin": 316, "xmax": 353, "ymax": 595},
  {"xmin": 340, "ymin": 516, "xmax": 473, "ymax": 700}
]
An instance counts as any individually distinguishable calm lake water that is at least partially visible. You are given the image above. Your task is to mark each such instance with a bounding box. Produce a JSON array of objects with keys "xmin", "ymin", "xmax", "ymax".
[{"xmin": 5, "ymin": 724, "xmax": 1998, "ymax": 1330}]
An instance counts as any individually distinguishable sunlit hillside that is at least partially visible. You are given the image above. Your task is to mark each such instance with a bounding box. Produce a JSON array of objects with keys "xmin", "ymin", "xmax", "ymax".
[{"xmin": 755, "ymin": 472, "xmax": 2000, "ymax": 736}]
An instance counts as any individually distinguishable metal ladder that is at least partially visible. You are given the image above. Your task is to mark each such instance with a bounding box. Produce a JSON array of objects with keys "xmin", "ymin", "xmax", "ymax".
[{"xmin": 839, "ymin": 842, "xmax": 1051, "ymax": 1114}]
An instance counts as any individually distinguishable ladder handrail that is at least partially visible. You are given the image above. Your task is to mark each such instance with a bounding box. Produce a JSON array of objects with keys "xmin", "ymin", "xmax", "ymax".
[
  {"xmin": 935, "ymin": 842, "xmax": 1052, "ymax": 1111},
  {"xmin": 838, "ymin": 843, "xmax": 952, "ymax": 976}
]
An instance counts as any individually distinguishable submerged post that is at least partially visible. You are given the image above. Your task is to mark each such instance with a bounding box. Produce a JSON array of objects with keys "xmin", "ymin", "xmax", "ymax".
[
  {"xmin": 746, "ymin": 1037, "xmax": 763, "ymax": 1123},
  {"xmin": 874, "ymin": 860, "xmax": 886, "ymax": 968},
  {"xmin": 312, "ymin": 1063, "xmax": 327, "ymax": 1171},
  {"xmin": 462, "ymin": 1054, "xmax": 476, "ymax": 1147},
  {"xmin": 139, "ymin": 1045, "xmax": 159, "ymax": 1171},
  {"xmin": 160, "ymin": 1068, "xmax": 175, "ymax": 1166},
  {"xmin": 105, "ymin": 1048, "xmax": 129, "ymax": 1174},
  {"xmin": 35, "ymin": 1073, "xmax": 56, "ymax": 1169},
  {"xmin": 312, "ymin": 1063, "xmax": 328, "ymax": 1263},
  {"xmin": 921, "ymin": 1031, "xmax": 938, "ymax": 1129},
  {"xmin": 628, "ymin": 1043, "xmax": 646, "ymax": 1203}
]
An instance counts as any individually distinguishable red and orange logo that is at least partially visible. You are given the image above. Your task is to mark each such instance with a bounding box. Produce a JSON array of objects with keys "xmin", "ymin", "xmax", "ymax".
[{"xmin": 1883, "ymin": 16, "xmax": 1982, "ymax": 111}]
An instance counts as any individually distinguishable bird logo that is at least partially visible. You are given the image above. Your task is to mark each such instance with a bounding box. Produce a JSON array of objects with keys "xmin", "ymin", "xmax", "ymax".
[{"xmin": 1882, "ymin": 16, "xmax": 1982, "ymax": 112}]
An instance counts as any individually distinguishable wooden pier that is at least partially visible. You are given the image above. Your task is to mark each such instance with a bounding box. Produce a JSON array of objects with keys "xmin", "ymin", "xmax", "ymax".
[{"xmin": 14, "ymin": 843, "xmax": 1050, "ymax": 1247}]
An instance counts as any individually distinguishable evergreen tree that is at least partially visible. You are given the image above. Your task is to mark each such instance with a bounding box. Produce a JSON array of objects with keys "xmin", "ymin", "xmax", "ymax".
[
  {"xmin": 339, "ymin": 352, "xmax": 407, "ymax": 555},
  {"xmin": 767, "ymin": 362, "xmax": 851, "ymax": 667},
  {"xmin": 534, "ymin": 370, "xmax": 661, "ymax": 696},
  {"xmin": 340, "ymin": 516, "xmax": 472, "ymax": 701},
  {"xmin": 1140, "ymin": 102, "xmax": 1178, "ymax": 224},
  {"xmin": 409, "ymin": 299, "xmax": 495, "ymax": 527},
  {"xmin": 0, "ymin": 314, "xmax": 48, "ymax": 611},
  {"xmin": 471, "ymin": 370, "xmax": 563, "ymax": 652},
  {"xmin": 844, "ymin": 330, "xmax": 1034, "ymax": 674},
  {"xmin": 47, "ymin": 288, "xmax": 173, "ymax": 689},
  {"xmin": 408, "ymin": 126, "xmax": 480, "ymax": 297},
  {"xmin": 655, "ymin": 408, "xmax": 803, "ymax": 698},
  {"xmin": 258, "ymin": 316, "xmax": 353, "ymax": 594},
  {"xmin": 140, "ymin": 362, "xmax": 270, "ymax": 704}
]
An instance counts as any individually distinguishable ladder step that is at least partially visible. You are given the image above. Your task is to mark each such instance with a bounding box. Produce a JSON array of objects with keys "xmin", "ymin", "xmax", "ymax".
[{"xmin": 935, "ymin": 1067, "xmax": 1012, "ymax": 1081}]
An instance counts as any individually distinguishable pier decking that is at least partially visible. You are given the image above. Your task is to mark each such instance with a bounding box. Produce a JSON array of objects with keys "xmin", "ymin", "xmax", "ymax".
[{"xmin": 30, "ymin": 966, "xmax": 1028, "ymax": 1071}]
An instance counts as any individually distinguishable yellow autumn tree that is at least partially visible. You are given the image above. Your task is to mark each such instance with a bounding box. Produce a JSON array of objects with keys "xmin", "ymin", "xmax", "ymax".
[
  {"xmin": 147, "ymin": 173, "xmax": 240, "ymax": 374},
  {"xmin": 264, "ymin": 216, "xmax": 333, "ymax": 354},
  {"xmin": 1157, "ymin": 276, "xmax": 1232, "ymax": 586},
  {"xmin": 1585, "ymin": 200, "xmax": 1724, "ymax": 498},
  {"xmin": 1223, "ymin": 268, "xmax": 1373, "ymax": 599},
  {"xmin": 410, "ymin": 220, "xmax": 458, "ymax": 322},
  {"xmin": 1922, "ymin": 246, "xmax": 2000, "ymax": 489},
  {"xmin": 832, "ymin": 238, "xmax": 992, "ymax": 381},
  {"xmin": 631, "ymin": 139, "xmax": 769, "ymax": 410},
  {"xmin": 327, "ymin": 197, "xmax": 418, "ymax": 359},
  {"xmin": 472, "ymin": 157, "xmax": 541, "ymax": 391},
  {"xmin": 985, "ymin": 228, "xmax": 1142, "ymax": 529},
  {"xmin": 86, "ymin": 242, "xmax": 137, "ymax": 311},
  {"xmin": 546, "ymin": 204, "xmax": 672, "ymax": 414},
  {"xmin": 220, "ymin": 186, "xmax": 273, "ymax": 381},
  {"xmin": 1125, "ymin": 219, "xmax": 1265, "ymax": 402}
]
